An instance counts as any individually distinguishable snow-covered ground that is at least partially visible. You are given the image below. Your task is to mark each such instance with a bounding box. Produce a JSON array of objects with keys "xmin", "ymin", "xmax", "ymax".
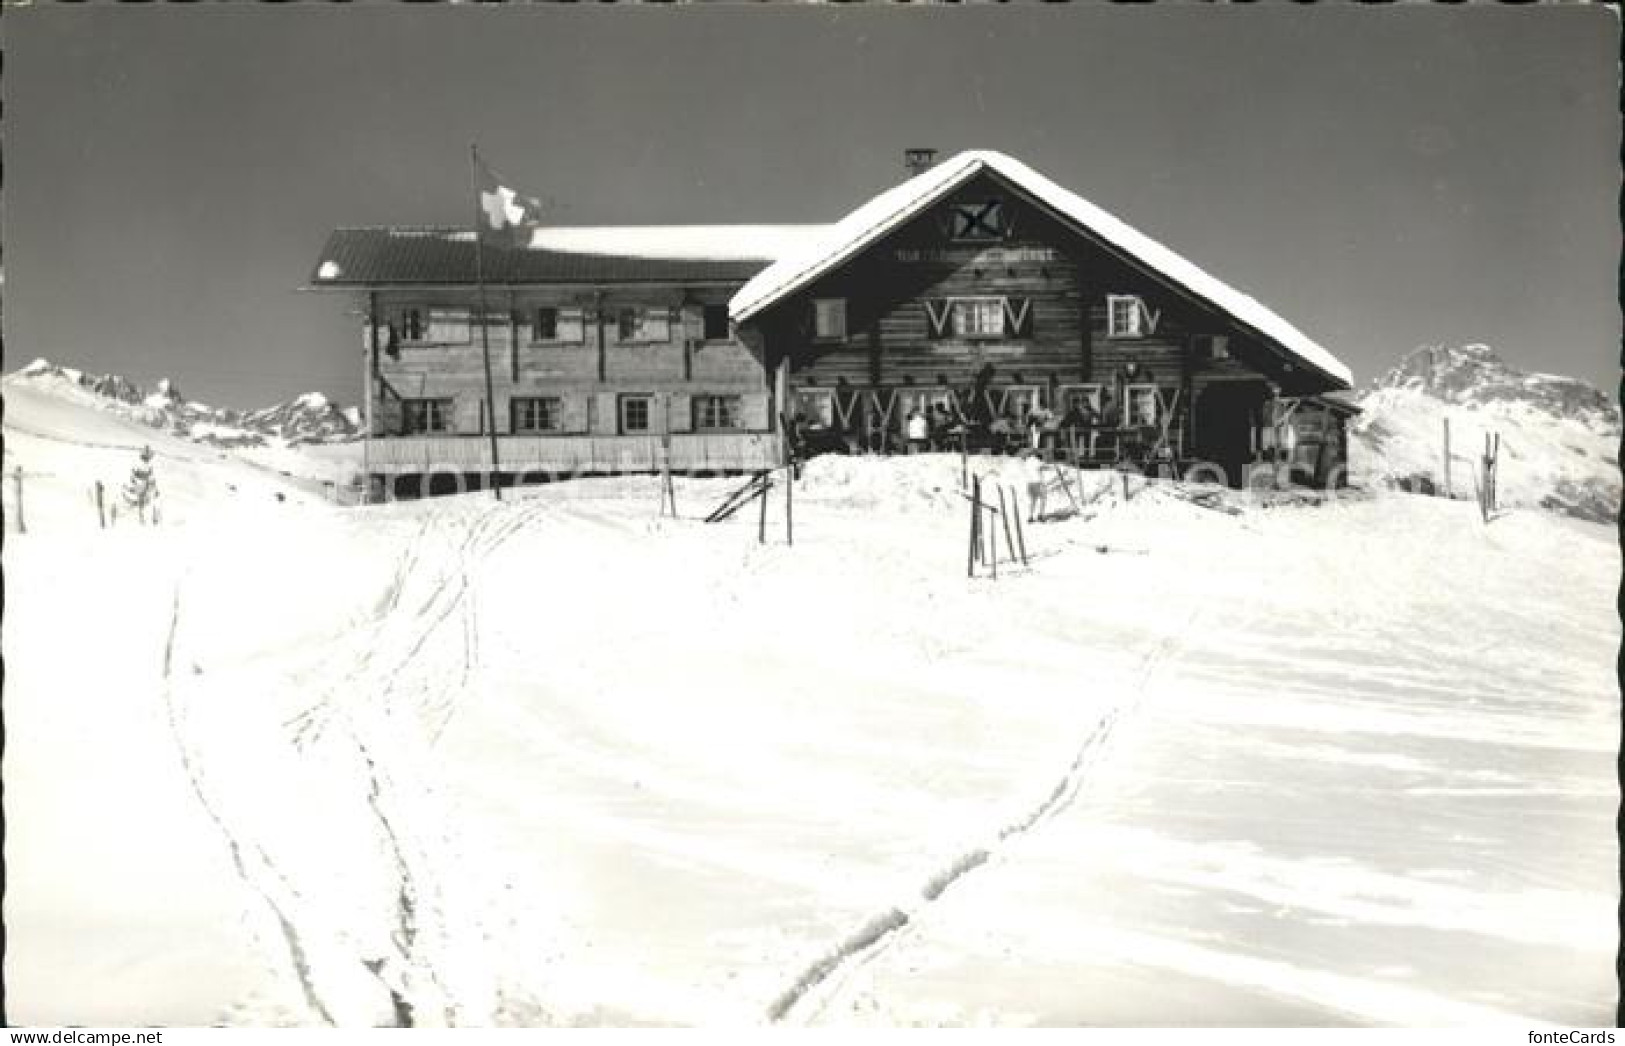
[
  {"xmin": 3, "ymin": 404, "xmax": 1616, "ymax": 1025},
  {"xmin": 1352, "ymin": 385, "xmax": 1619, "ymax": 523},
  {"xmin": 0, "ymin": 379, "xmax": 354, "ymax": 534}
]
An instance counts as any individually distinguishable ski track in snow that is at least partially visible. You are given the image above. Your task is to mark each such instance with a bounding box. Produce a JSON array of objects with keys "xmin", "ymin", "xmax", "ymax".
[
  {"xmin": 164, "ymin": 496, "xmax": 547, "ymax": 1026},
  {"xmin": 768, "ymin": 592, "xmax": 1208, "ymax": 1025},
  {"xmin": 10, "ymin": 446, "xmax": 1611, "ymax": 1026}
]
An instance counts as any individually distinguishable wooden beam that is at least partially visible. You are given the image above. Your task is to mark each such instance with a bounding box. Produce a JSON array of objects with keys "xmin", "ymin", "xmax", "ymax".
[
  {"xmin": 1181, "ymin": 335, "xmax": 1196, "ymax": 456},
  {"xmin": 365, "ymin": 290, "xmax": 377, "ymax": 500},
  {"xmin": 595, "ymin": 291, "xmax": 607, "ymax": 383},
  {"xmin": 508, "ymin": 290, "xmax": 519, "ymax": 383},
  {"xmin": 1080, "ymin": 295, "xmax": 1094, "ymax": 383}
]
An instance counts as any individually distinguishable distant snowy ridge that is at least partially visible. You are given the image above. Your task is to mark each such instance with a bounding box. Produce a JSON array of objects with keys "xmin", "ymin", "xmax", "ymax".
[
  {"xmin": 1374, "ymin": 343, "xmax": 1618, "ymax": 432},
  {"xmin": 8, "ymin": 358, "xmax": 361, "ymax": 447},
  {"xmin": 1350, "ymin": 344, "xmax": 1619, "ymax": 523}
]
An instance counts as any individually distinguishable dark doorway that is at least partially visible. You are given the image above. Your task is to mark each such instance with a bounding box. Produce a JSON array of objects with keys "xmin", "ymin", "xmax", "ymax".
[{"xmin": 1192, "ymin": 382, "xmax": 1268, "ymax": 488}]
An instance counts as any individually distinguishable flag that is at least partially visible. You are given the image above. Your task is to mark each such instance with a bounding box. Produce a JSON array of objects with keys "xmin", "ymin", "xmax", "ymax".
[{"xmin": 474, "ymin": 154, "xmax": 545, "ymax": 248}]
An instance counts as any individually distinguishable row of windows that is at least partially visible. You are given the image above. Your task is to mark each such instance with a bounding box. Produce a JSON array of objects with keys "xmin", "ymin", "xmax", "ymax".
[
  {"xmin": 395, "ymin": 394, "xmax": 747, "ymax": 436},
  {"xmin": 391, "ymin": 304, "xmax": 731, "ymax": 346},
  {"xmin": 387, "ymin": 293, "xmax": 1172, "ymax": 349},
  {"xmin": 808, "ymin": 294, "xmax": 1156, "ymax": 342}
]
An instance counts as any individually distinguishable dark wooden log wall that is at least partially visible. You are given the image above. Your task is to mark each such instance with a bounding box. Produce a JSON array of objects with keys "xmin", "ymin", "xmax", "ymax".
[{"xmin": 762, "ymin": 169, "xmax": 1337, "ymax": 442}]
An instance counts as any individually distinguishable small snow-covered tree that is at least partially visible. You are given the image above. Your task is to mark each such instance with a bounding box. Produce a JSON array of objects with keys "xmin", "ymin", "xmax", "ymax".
[{"xmin": 121, "ymin": 445, "xmax": 159, "ymax": 524}]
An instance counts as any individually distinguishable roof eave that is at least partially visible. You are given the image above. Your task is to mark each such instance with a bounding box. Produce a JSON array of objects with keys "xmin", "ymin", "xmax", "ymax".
[{"xmin": 731, "ymin": 157, "xmax": 988, "ymax": 324}]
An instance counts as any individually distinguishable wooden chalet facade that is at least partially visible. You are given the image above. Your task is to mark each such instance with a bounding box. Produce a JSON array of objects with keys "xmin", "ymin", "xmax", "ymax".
[{"xmin": 309, "ymin": 150, "xmax": 1355, "ymax": 496}]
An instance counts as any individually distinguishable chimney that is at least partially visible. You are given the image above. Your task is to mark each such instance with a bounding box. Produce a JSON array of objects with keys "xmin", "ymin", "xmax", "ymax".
[{"xmin": 904, "ymin": 147, "xmax": 938, "ymax": 178}]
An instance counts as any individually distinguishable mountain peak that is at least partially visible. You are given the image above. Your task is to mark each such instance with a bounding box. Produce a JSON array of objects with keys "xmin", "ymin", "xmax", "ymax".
[
  {"xmin": 1372, "ymin": 343, "xmax": 1616, "ymax": 429},
  {"xmin": 1353, "ymin": 344, "xmax": 1619, "ymax": 524},
  {"xmin": 6, "ymin": 359, "xmax": 359, "ymax": 447}
]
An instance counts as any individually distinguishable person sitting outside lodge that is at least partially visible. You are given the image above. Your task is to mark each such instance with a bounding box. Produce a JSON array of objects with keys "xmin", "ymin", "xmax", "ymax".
[
  {"xmin": 1099, "ymin": 392, "xmax": 1121, "ymax": 429},
  {"xmin": 905, "ymin": 409, "xmax": 930, "ymax": 454},
  {"xmin": 989, "ymin": 411, "xmax": 1020, "ymax": 454},
  {"xmin": 1027, "ymin": 406, "xmax": 1055, "ymax": 454},
  {"xmin": 930, "ymin": 404, "xmax": 956, "ymax": 451},
  {"xmin": 789, "ymin": 411, "xmax": 810, "ymax": 462},
  {"xmin": 1058, "ymin": 399, "xmax": 1099, "ymax": 461}
]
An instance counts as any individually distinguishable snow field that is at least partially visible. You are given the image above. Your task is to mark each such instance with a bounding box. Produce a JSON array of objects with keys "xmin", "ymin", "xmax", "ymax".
[{"xmin": 3, "ymin": 449, "xmax": 1616, "ymax": 1026}]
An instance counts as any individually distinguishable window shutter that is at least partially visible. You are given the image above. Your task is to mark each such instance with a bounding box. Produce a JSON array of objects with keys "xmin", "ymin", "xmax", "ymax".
[
  {"xmin": 668, "ymin": 393, "xmax": 693, "ymax": 433},
  {"xmin": 1003, "ymin": 297, "xmax": 1033, "ymax": 338},
  {"xmin": 557, "ymin": 395, "xmax": 585, "ymax": 434},
  {"xmin": 429, "ymin": 308, "xmax": 470, "ymax": 343},
  {"xmin": 594, "ymin": 392, "xmax": 618, "ymax": 435},
  {"xmin": 742, "ymin": 393, "xmax": 770, "ymax": 431},
  {"xmin": 643, "ymin": 308, "xmax": 671, "ymax": 343},
  {"xmin": 556, "ymin": 307, "xmax": 585, "ymax": 343},
  {"xmin": 682, "ymin": 305, "xmax": 705, "ymax": 343},
  {"xmin": 923, "ymin": 298, "xmax": 952, "ymax": 339}
]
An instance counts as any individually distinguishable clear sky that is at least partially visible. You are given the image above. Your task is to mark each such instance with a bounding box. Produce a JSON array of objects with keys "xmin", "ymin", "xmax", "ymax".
[{"xmin": 6, "ymin": 5, "xmax": 1618, "ymax": 408}]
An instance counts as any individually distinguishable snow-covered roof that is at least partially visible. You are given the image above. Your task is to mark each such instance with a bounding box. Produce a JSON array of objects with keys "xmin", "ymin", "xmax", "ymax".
[
  {"xmin": 730, "ymin": 150, "xmax": 1353, "ymax": 389},
  {"xmin": 310, "ymin": 227, "xmax": 796, "ymax": 286},
  {"xmin": 525, "ymin": 225, "xmax": 828, "ymax": 261}
]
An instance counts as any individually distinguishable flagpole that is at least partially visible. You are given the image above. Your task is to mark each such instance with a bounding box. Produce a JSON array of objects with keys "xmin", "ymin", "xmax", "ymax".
[{"xmin": 470, "ymin": 143, "xmax": 504, "ymax": 501}]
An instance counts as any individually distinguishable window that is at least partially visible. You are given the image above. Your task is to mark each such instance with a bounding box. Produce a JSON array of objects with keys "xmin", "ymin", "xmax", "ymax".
[
  {"xmin": 511, "ymin": 396, "xmax": 562, "ymax": 433},
  {"xmin": 1001, "ymin": 386, "xmax": 1045, "ymax": 421},
  {"xmin": 948, "ymin": 200, "xmax": 1007, "ymax": 242},
  {"xmin": 951, "ymin": 298, "xmax": 1005, "ymax": 339},
  {"xmin": 702, "ymin": 304, "xmax": 730, "ymax": 341},
  {"xmin": 401, "ymin": 398, "xmax": 453, "ymax": 435},
  {"xmin": 1108, "ymin": 295, "xmax": 1144, "ymax": 339},
  {"xmin": 792, "ymin": 389, "xmax": 835, "ymax": 427},
  {"xmin": 925, "ymin": 297, "xmax": 1032, "ymax": 339},
  {"xmin": 619, "ymin": 394, "xmax": 652, "ymax": 434},
  {"xmin": 532, "ymin": 306, "xmax": 584, "ymax": 344},
  {"xmin": 813, "ymin": 298, "xmax": 847, "ymax": 341},
  {"xmin": 1124, "ymin": 384, "xmax": 1160, "ymax": 429},
  {"xmin": 897, "ymin": 390, "xmax": 957, "ymax": 432},
  {"xmin": 1058, "ymin": 384, "xmax": 1104, "ymax": 418},
  {"xmin": 399, "ymin": 308, "xmax": 425, "ymax": 343},
  {"xmin": 693, "ymin": 394, "xmax": 743, "ymax": 431}
]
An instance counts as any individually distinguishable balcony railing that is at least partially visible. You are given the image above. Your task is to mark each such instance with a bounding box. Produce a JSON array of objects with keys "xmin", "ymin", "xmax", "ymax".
[{"xmin": 363, "ymin": 432, "xmax": 782, "ymax": 474}]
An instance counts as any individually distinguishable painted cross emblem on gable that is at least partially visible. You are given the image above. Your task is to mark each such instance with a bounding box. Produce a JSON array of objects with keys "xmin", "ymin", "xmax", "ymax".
[{"xmin": 947, "ymin": 200, "xmax": 1006, "ymax": 242}]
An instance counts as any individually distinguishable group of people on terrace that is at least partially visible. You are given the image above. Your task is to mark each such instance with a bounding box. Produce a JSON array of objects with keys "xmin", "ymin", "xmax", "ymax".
[{"xmin": 789, "ymin": 386, "xmax": 1172, "ymax": 468}]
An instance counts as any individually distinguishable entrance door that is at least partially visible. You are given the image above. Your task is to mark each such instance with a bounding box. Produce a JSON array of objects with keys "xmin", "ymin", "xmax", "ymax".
[{"xmin": 1192, "ymin": 382, "xmax": 1268, "ymax": 488}]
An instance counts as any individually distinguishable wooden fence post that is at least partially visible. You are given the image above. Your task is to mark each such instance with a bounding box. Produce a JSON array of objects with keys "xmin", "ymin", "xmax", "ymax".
[
  {"xmin": 12, "ymin": 466, "xmax": 24, "ymax": 535},
  {"xmin": 997, "ymin": 485, "xmax": 1017, "ymax": 564},
  {"xmin": 785, "ymin": 463, "xmax": 793, "ymax": 546},
  {"xmin": 758, "ymin": 472, "xmax": 769, "ymax": 545},
  {"xmin": 973, "ymin": 475, "xmax": 983, "ymax": 566},
  {"xmin": 1490, "ymin": 432, "xmax": 1500, "ymax": 513},
  {"xmin": 94, "ymin": 480, "xmax": 106, "ymax": 529},
  {"xmin": 1442, "ymin": 417, "xmax": 1452, "ymax": 499},
  {"xmin": 962, "ymin": 477, "xmax": 975, "ymax": 574},
  {"xmin": 1010, "ymin": 486, "xmax": 1029, "ymax": 566},
  {"xmin": 985, "ymin": 478, "xmax": 998, "ymax": 580}
]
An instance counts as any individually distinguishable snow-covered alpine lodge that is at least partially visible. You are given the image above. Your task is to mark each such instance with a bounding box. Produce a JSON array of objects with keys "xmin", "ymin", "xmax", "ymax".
[{"xmin": 309, "ymin": 149, "xmax": 1357, "ymax": 497}]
